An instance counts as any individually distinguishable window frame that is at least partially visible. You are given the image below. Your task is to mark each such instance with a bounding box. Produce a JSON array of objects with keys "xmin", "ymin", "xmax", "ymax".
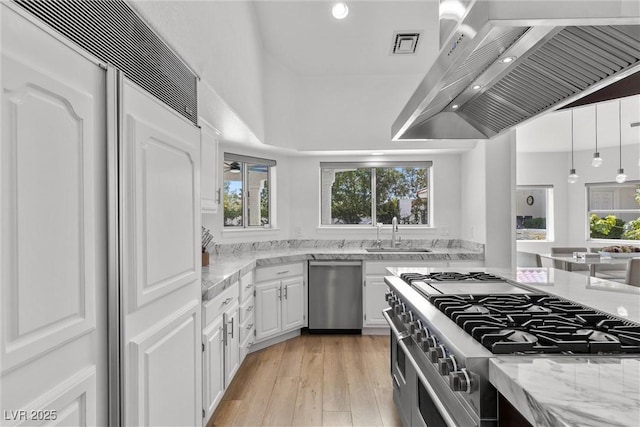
[
  {"xmin": 515, "ymin": 185, "xmax": 554, "ymax": 242},
  {"xmin": 223, "ymin": 153, "xmax": 275, "ymax": 229},
  {"xmin": 586, "ymin": 181, "xmax": 640, "ymax": 242},
  {"xmin": 319, "ymin": 161, "xmax": 433, "ymax": 227}
]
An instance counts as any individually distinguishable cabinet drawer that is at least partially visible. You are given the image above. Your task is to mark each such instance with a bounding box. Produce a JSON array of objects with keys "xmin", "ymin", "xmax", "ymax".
[
  {"xmin": 239, "ymin": 297, "xmax": 255, "ymax": 324},
  {"xmin": 256, "ymin": 262, "xmax": 304, "ymax": 282},
  {"xmin": 240, "ymin": 270, "xmax": 255, "ymax": 302},
  {"xmin": 203, "ymin": 282, "xmax": 239, "ymax": 327},
  {"xmin": 240, "ymin": 316, "xmax": 255, "ymax": 344}
]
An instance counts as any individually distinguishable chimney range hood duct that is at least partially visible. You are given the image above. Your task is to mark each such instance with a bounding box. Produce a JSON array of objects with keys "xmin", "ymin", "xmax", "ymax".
[{"xmin": 392, "ymin": 0, "xmax": 640, "ymax": 141}]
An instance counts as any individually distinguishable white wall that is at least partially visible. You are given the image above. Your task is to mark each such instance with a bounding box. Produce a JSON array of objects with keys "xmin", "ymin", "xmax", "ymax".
[{"xmin": 460, "ymin": 142, "xmax": 487, "ymax": 244}]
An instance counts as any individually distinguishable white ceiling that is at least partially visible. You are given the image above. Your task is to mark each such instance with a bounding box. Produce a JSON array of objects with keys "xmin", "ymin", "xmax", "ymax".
[
  {"xmin": 131, "ymin": 0, "xmax": 639, "ymax": 154},
  {"xmin": 253, "ymin": 1, "xmax": 439, "ymax": 76}
]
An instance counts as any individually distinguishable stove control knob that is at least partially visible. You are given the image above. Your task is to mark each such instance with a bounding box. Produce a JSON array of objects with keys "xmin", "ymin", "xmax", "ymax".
[
  {"xmin": 414, "ymin": 326, "xmax": 426, "ymax": 341},
  {"xmin": 438, "ymin": 355, "xmax": 457, "ymax": 375},
  {"xmin": 420, "ymin": 336, "xmax": 437, "ymax": 352},
  {"xmin": 384, "ymin": 291, "xmax": 393, "ymax": 302},
  {"xmin": 450, "ymin": 369, "xmax": 475, "ymax": 394},
  {"xmin": 428, "ymin": 345, "xmax": 445, "ymax": 363},
  {"xmin": 400, "ymin": 310, "xmax": 411, "ymax": 323}
]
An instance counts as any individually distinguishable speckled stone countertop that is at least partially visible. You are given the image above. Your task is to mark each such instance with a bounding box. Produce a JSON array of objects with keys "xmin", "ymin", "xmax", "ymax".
[
  {"xmin": 387, "ymin": 266, "xmax": 640, "ymax": 427},
  {"xmin": 201, "ymin": 239, "xmax": 484, "ymax": 302}
]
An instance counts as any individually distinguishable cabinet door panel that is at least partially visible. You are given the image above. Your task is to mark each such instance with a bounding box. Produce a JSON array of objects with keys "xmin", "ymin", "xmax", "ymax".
[
  {"xmin": 203, "ymin": 317, "xmax": 224, "ymax": 422},
  {"xmin": 224, "ymin": 304, "xmax": 240, "ymax": 385},
  {"xmin": 365, "ymin": 277, "xmax": 389, "ymax": 326},
  {"xmin": 254, "ymin": 280, "xmax": 281, "ymax": 341},
  {"xmin": 282, "ymin": 277, "xmax": 304, "ymax": 332}
]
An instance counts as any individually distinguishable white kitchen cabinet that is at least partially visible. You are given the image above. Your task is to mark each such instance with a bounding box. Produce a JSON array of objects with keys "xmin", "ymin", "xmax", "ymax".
[
  {"xmin": 200, "ymin": 121, "xmax": 219, "ymax": 213},
  {"xmin": 281, "ymin": 276, "xmax": 305, "ymax": 331},
  {"xmin": 223, "ymin": 301, "xmax": 240, "ymax": 384},
  {"xmin": 364, "ymin": 277, "xmax": 390, "ymax": 326},
  {"xmin": 202, "ymin": 317, "xmax": 224, "ymax": 422},
  {"xmin": 201, "ymin": 282, "xmax": 239, "ymax": 423},
  {"xmin": 255, "ymin": 263, "xmax": 305, "ymax": 342},
  {"xmin": 363, "ymin": 261, "xmax": 444, "ymax": 328}
]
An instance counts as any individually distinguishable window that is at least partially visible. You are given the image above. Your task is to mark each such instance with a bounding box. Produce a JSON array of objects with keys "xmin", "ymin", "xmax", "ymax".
[
  {"xmin": 320, "ymin": 162, "xmax": 431, "ymax": 226},
  {"xmin": 516, "ymin": 186, "xmax": 553, "ymax": 241},
  {"xmin": 223, "ymin": 153, "xmax": 275, "ymax": 228},
  {"xmin": 588, "ymin": 181, "xmax": 640, "ymax": 240}
]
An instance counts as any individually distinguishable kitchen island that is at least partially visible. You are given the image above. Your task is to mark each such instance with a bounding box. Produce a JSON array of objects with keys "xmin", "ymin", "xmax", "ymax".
[{"xmin": 387, "ymin": 266, "xmax": 640, "ymax": 427}]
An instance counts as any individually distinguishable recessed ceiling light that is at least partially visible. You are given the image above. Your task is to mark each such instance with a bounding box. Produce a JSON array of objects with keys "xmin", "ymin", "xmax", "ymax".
[
  {"xmin": 371, "ymin": 152, "xmax": 384, "ymax": 156},
  {"xmin": 452, "ymin": 104, "xmax": 459, "ymax": 110},
  {"xmin": 499, "ymin": 56, "xmax": 516, "ymax": 64},
  {"xmin": 332, "ymin": 3, "xmax": 349, "ymax": 20},
  {"xmin": 472, "ymin": 84, "xmax": 482, "ymax": 90}
]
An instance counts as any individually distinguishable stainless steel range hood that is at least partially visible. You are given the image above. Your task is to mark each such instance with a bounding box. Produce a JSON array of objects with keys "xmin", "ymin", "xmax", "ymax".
[{"xmin": 392, "ymin": 0, "xmax": 640, "ymax": 140}]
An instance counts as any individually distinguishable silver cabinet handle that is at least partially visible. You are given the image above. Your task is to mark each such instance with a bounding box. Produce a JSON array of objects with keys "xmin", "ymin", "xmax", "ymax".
[
  {"xmin": 221, "ymin": 325, "xmax": 227, "ymax": 346},
  {"xmin": 277, "ymin": 270, "xmax": 290, "ymax": 275},
  {"xmin": 246, "ymin": 323, "xmax": 254, "ymax": 330},
  {"xmin": 222, "ymin": 297, "xmax": 233, "ymax": 305},
  {"xmin": 245, "ymin": 283, "xmax": 253, "ymax": 289},
  {"xmin": 227, "ymin": 317, "xmax": 234, "ymax": 340},
  {"xmin": 277, "ymin": 287, "xmax": 282, "ymax": 300},
  {"xmin": 247, "ymin": 305, "xmax": 253, "ymax": 312},
  {"xmin": 284, "ymin": 285, "xmax": 288, "ymax": 299}
]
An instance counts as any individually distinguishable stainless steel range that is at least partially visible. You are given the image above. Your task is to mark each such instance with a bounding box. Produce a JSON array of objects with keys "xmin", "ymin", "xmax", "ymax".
[{"xmin": 383, "ymin": 271, "xmax": 640, "ymax": 427}]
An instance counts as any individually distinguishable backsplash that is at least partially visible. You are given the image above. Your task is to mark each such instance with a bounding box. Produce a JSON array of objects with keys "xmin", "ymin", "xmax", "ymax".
[{"xmin": 210, "ymin": 239, "xmax": 484, "ymax": 255}]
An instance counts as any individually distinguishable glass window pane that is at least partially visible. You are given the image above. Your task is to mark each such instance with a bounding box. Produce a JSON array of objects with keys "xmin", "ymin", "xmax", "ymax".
[
  {"xmin": 223, "ymin": 161, "xmax": 243, "ymax": 227},
  {"xmin": 321, "ymin": 168, "xmax": 372, "ymax": 225},
  {"xmin": 246, "ymin": 163, "xmax": 269, "ymax": 227},
  {"xmin": 587, "ymin": 183, "xmax": 640, "ymax": 240},
  {"xmin": 375, "ymin": 167, "xmax": 429, "ymax": 225}
]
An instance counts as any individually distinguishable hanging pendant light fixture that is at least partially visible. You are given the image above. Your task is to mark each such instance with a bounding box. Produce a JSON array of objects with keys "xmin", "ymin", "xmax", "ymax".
[
  {"xmin": 591, "ymin": 104, "xmax": 603, "ymax": 167},
  {"xmin": 568, "ymin": 110, "xmax": 579, "ymax": 184},
  {"xmin": 615, "ymin": 100, "xmax": 627, "ymax": 183}
]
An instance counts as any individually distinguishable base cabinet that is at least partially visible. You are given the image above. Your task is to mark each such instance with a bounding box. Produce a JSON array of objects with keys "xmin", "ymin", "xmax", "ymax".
[
  {"xmin": 202, "ymin": 317, "xmax": 224, "ymax": 420},
  {"xmin": 255, "ymin": 263, "xmax": 305, "ymax": 342},
  {"xmin": 364, "ymin": 277, "xmax": 389, "ymax": 326}
]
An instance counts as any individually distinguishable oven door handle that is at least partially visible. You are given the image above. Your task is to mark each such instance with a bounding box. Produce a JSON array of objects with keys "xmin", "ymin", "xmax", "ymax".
[
  {"xmin": 382, "ymin": 308, "xmax": 411, "ymax": 340},
  {"xmin": 397, "ymin": 338, "xmax": 459, "ymax": 427}
]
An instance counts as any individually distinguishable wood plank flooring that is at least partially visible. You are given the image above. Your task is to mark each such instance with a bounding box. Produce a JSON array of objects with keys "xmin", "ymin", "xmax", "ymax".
[{"xmin": 208, "ymin": 334, "xmax": 401, "ymax": 427}]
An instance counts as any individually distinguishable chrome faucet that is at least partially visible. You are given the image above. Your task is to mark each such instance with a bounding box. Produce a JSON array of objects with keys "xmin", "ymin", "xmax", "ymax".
[
  {"xmin": 391, "ymin": 216, "xmax": 399, "ymax": 247},
  {"xmin": 375, "ymin": 223, "xmax": 383, "ymax": 248}
]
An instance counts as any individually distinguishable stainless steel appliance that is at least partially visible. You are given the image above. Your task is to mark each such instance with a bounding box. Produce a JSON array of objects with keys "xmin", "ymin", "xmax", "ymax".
[
  {"xmin": 384, "ymin": 271, "xmax": 640, "ymax": 426},
  {"xmin": 308, "ymin": 261, "xmax": 363, "ymax": 332}
]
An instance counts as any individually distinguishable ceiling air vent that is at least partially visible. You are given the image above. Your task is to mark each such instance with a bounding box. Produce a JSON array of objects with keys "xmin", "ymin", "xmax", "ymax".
[{"xmin": 391, "ymin": 32, "xmax": 421, "ymax": 55}]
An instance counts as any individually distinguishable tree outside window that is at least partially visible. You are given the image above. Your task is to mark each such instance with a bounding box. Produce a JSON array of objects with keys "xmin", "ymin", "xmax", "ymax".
[{"xmin": 320, "ymin": 162, "xmax": 431, "ymax": 226}]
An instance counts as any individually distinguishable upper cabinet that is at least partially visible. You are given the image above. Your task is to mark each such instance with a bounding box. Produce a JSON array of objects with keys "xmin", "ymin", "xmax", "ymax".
[{"xmin": 201, "ymin": 121, "xmax": 220, "ymax": 213}]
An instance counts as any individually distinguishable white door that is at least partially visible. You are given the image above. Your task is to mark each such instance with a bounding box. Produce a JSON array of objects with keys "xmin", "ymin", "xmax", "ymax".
[
  {"xmin": 1, "ymin": 5, "xmax": 108, "ymax": 425},
  {"xmin": 223, "ymin": 303, "xmax": 240, "ymax": 385},
  {"xmin": 281, "ymin": 277, "xmax": 305, "ymax": 331},
  {"xmin": 364, "ymin": 277, "xmax": 389, "ymax": 326},
  {"xmin": 119, "ymin": 78, "xmax": 202, "ymax": 426},
  {"xmin": 202, "ymin": 317, "xmax": 224, "ymax": 423},
  {"xmin": 255, "ymin": 280, "xmax": 282, "ymax": 341}
]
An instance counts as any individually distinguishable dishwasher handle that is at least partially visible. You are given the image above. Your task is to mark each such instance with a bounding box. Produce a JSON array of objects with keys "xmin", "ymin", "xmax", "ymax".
[{"xmin": 309, "ymin": 261, "xmax": 362, "ymax": 267}]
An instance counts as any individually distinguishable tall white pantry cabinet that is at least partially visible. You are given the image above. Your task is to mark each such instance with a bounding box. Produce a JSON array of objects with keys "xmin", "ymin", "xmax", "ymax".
[{"xmin": 1, "ymin": 4, "xmax": 203, "ymax": 427}]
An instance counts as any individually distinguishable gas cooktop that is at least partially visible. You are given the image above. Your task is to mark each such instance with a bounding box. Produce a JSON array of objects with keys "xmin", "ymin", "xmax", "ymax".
[
  {"xmin": 400, "ymin": 271, "xmax": 507, "ymax": 283},
  {"xmin": 400, "ymin": 271, "xmax": 530, "ymax": 296},
  {"xmin": 429, "ymin": 293, "xmax": 640, "ymax": 355}
]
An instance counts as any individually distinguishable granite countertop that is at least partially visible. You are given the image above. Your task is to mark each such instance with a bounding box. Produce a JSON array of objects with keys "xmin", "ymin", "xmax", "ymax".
[
  {"xmin": 490, "ymin": 356, "xmax": 640, "ymax": 427},
  {"xmin": 201, "ymin": 239, "xmax": 484, "ymax": 302},
  {"xmin": 387, "ymin": 266, "xmax": 640, "ymax": 426}
]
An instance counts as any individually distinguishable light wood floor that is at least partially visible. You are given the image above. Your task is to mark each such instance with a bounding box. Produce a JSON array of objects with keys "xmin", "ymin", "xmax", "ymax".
[{"xmin": 208, "ymin": 334, "xmax": 402, "ymax": 427}]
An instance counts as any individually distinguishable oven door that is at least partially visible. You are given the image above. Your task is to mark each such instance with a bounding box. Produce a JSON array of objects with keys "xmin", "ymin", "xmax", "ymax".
[{"xmin": 383, "ymin": 309, "xmax": 481, "ymax": 427}]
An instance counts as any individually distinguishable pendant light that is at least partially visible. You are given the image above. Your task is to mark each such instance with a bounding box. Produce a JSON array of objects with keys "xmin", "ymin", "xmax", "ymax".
[
  {"xmin": 568, "ymin": 110, "xmax": 579, "ymax": 184},
  {"xmin": 591, "ymin": 104, "xmax": 603, "ymax": 167},
  {"xmin": 615, "ymin": 100, "xmax": 627, "ymax": 183}
]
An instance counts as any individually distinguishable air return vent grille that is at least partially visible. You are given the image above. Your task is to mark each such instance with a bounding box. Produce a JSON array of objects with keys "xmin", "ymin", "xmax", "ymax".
[{"xmin": 15, "ymin": 0, "xmax": 198, "ymax": 125}]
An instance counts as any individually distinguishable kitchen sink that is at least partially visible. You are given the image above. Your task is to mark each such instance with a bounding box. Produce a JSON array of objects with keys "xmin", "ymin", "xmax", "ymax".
[{"xmin": 365, "ymin": 248, "xmax": 432, "ymax": 253}]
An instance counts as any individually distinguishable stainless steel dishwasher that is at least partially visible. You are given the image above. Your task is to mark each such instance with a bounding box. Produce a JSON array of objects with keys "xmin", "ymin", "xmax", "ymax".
[{"xmin": 308, "ymin": 261, "xmax": 363, "ymax": 333}]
